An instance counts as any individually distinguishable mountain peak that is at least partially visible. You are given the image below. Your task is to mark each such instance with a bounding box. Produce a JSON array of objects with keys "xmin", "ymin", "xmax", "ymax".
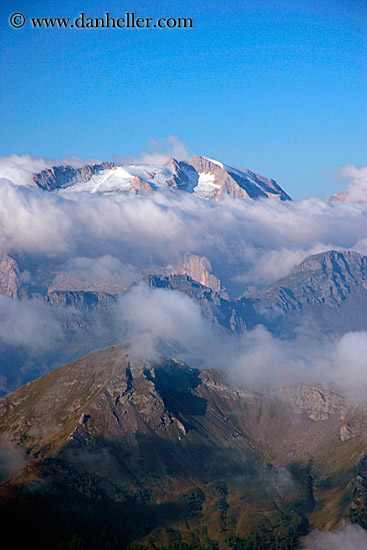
[
  {"xmin": 29, "ymin": 156, "xmax": 291, "ymax": 201},
  {"xmin": 295, "ymin": 249, "xmax": 366, "ymax": 274},
  {"xmin": 1, "ymin": 345, "xmax": 366, "ymax": 549}
]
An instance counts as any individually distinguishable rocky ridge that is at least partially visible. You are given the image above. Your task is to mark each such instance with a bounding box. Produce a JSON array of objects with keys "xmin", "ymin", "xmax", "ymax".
[{"xmin": 30, "ymin": 155, "xmax": 291, "ymax": 201}]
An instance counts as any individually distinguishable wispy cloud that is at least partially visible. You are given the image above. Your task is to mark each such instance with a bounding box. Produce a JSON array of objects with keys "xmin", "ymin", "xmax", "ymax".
[
  {"xmin": 113, "ymin": 135, "xmax": 190, "ymax": 165},
  {"xmin": 330, "ymin": 164, "xmax": 367, "ymax": 204}
]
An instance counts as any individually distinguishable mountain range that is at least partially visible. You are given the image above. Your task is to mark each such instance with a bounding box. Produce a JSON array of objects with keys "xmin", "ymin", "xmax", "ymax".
[
  {"xmin": 31, "ymin": 155, "xmax": 291, "ymax": 201},
  {"xmin": 1, "ymin": 248, "xmax": 367, "ymax": 394}
]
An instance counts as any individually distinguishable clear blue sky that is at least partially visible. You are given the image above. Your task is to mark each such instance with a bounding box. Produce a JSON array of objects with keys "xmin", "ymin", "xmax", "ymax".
[{"xmin": 1, "ymin": 0, "xmax": 366, "ymax": 199}]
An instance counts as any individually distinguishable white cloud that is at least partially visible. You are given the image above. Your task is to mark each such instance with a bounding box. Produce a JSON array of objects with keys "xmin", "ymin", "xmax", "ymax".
[
  {"xmin": 232, "ymin": 244, "xmax": 331, "ymax": 285},
  {"xmin": 114, "ymin": 282, "xmax": 217, "ymax": 363},
  {"xmin": 333, "ymin": 331, "xmax": 367, "ymax": 401},
  {"xmin": 1, "ymin": 153, "xmax": 367, "ymax": 397},
  {"xmin": 303, "ymin": 523, "xmax": 367, "ymax": 549},
  {"xmin": 112, "ymin": 284, "xmax": 367, "ymax": 400},
  {"xmin": 0, "ymin": 153, "xmax": 103, "ymax": 187},
  {"xmin": 0, "ymin": 434, "xmax": 29, "ymax": 480},
  {"xmin": 113, "ymin": 135, "xmax": 190, "ymax": 166},
  {"xmin": 0, "ymin": 296, "xmax": 63, "ymax": 352},
  {"xmin": 331, "ymin": 164, "xmax": 367, "ymax": 204},
  {"xmin": 0, "ymin": 172, "xmax": 366, "ymax": 297}
]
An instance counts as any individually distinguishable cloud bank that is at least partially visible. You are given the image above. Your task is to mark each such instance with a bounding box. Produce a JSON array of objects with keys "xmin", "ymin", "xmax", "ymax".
[
  {"xmin": 0, "ymin": 165, "xmax": 366, "ymax": 293},
  {"xmin": 1, "ymin": 155, "xmax": 367, "ymax": 398},
  {"xmin": 113, "ymin": 283, "xmax": 367, "ymax": 400},
  {"xmin": 0, "ymin": 295, "xmax": 63, "ymax": 352}
]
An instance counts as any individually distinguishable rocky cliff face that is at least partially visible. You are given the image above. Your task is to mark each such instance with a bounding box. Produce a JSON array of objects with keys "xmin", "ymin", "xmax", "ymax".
[
  {"xmin": 32, "ymin": 162, "xmax": 114, "ymax": 191},
  {"xmin": 0, "ymin": 252, "xmax": 27, "ymax": 300},
  {"xmin": 243, "ymin": 249, "xmax": 367, "ymax": 335},
  {"xmin": 186, "ymin": 155, "xmax": 291, "ymax": 201},
  {"xmin": 255, "ymin": 250, "xmax": 367, "ymax": 310},
  {"xmin": 145, "ymin": 250, "xmax": 367, "ymax": 335},
  {"xmin": 151, "ymin": 253, "xmax": 228, "ymax": 297},
  {"xmin": 275, "ymin": 383, "xmax": 346, "ymax": 421}
]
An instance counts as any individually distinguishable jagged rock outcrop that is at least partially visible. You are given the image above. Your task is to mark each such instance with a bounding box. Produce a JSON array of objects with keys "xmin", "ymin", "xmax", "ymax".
[
  {"xmin": 340, "ymin": 423, "xmax": 355, "ymax": 441},
  {"xmin": 255, "ymin": 250, "xmax": 367, "ymax": 311},
  {"xmin": 0, "ymin": 253, "xmax": 27, "ymax": 300},
  {"xmin": 153, "ymin": 253, "xmax": 228, "ymax": 297},
  {"xmin": 275, "ymin": 383, "xmax": 346, "ymax": 421},
  {"xmin": 245, "ymin": 249, "xmax": 367, "ymax": 335}
]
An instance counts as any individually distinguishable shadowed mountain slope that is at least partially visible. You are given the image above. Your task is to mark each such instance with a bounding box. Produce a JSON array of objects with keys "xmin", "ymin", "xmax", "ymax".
[{"xmin": 0, "ymin": 346, "xmax": 366, "ymax": 548}]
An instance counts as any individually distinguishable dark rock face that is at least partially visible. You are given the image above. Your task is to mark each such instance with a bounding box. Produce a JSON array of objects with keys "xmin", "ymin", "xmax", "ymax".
[{"xmin": 32, "ymin": 162, "xmax": 114, "ymax": 191}]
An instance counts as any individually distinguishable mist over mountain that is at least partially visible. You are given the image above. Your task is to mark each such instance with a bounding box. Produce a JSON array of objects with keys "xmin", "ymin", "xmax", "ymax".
[
  {"xmin": 0, "ymin": 153, "xmax": 367, "ymax": 395},
  {"xmin": 1, "ymin": 152, "xmax": 367, "ymax": 547}
]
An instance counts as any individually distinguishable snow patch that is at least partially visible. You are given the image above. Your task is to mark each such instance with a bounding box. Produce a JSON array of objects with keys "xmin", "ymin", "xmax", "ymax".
[
  {"xmin": 194, "ymin": 172, "xmax": 220, "ymax": 200},
  {"xmin": 203, "ymin": 157, "xmax": 225, "ymax": 169},
  {"xmin": 58, "ymin": 164, "xmax": 176, "ymax": 196}
]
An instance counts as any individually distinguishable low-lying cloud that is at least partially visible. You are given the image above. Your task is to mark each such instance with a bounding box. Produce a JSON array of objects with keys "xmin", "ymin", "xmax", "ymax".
[
  {"xmin": 0, "ymin": 434, "xmax": 29, "ymax": 481},
  {"xmin": 0, "ymin": 295, "xmax": 63, "ymax": 352},
  {"xmin": 114, "ymin": 283, "xmax": 367, "ymax": 401},
  {"xmin": 303, "ymin": 522, "xmax": 367, "ymax": 549},
  {"xmin": 0, "ymin": 170, "xmax": 366, "ymax": 293},
  {"xmin": 1, "ymin": 154, "xmax": 367, "ymax": 397}
]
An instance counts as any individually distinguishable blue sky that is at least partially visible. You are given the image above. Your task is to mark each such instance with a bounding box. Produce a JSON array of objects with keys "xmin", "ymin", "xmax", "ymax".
[{"xmin": 1, "ymin": 0, "xmax": 366, "ymax": 199}]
